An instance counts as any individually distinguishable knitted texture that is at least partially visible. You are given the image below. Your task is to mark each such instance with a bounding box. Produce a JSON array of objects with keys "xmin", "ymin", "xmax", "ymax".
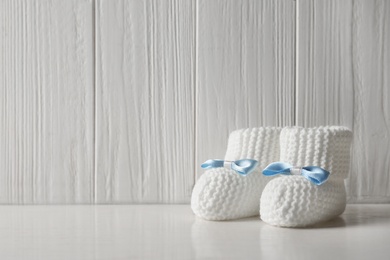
[
  {"xmin": 191, "ymin": 127, "xmax": 281, "ymax": 220},
  {"xmin": 260, "ymin": 126, "xmax": 352, "ymax": 227}
]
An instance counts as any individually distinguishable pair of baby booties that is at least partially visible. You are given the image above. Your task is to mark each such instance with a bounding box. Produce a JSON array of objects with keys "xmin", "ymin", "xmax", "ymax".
[{"xmin": 191, "ymin": 126, "xmax": 352, "ymax": 227}]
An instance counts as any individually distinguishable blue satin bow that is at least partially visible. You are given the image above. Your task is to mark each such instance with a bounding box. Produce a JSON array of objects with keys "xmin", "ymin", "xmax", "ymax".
[
  {"xmin": 201, "ymin": 159, "xmax": 259, "ymax": 176},
  {"xmin": 262, "ymin": 162, "xmax": 330, "ymax": 185}
]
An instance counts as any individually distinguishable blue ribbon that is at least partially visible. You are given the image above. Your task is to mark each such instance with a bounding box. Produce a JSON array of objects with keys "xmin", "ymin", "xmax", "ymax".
[
  {"xmin": 262, "ymin": 162, "xmax": 330, "ymax": 185},
  {"xmin": 201, "ymin": 159, "xmax": 259, "ymax": 176}
]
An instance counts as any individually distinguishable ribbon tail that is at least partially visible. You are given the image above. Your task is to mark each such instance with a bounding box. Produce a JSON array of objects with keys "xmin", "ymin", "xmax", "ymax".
[
  {"xmin": 201, "ymin": 159, "xmax": 224, "ymax": 169},
  {"xmin": 231, "ymin": 159, "xmax": 259, "ymax": 176},
  {"xmin": 301, "ymin": 167, "xmax": 330, "ymax": 185},
  {"xmin": 262, "ymin": 162, "xmax": 293, "ymax": 176}
]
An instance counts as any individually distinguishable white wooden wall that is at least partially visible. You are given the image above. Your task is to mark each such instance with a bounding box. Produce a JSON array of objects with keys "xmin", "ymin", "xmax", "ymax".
[
  {"xmin": 297, "ymin": 0, "xmax": 390, "ymax": 202},
  {"xmin": 0, "ymin": 0, "xmax": 94, "ymax": 203},
  {"xmin": 95, "ymin": 0, "xmax": 195, "ymax": 203},
  {"xmin": 0, "ymin": 0, "xmax": 389, "ymax": 204}
]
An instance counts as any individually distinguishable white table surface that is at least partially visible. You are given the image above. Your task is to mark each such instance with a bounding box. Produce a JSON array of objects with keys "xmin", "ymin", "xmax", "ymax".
[{"xmin": 0, "ymin": 204, "xmax": 389, "ymax": 260}]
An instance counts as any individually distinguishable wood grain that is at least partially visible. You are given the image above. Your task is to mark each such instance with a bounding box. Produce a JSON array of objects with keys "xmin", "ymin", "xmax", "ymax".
[
  {"xmin": 95, "ymin": 0, "xmax": 195, "ymax": 203},
  {"xmin": 1, "ymin": 0, "xmax": 388, "ymax": 204},
  {"xmin": 196, "ymin": 0, "xmax": 296, "ymax": 176},
  {"xmin": 297, "ymin": 0, "xmax": 390, "ymax": 202},
  {"xmin": 0, "ymin": 0, "xmax": 94, "ymax": 203}
]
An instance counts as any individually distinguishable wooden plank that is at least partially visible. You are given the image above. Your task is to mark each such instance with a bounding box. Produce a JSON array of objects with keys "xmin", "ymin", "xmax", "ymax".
[
  {"xmin": 95, "ymin": 0, "xmax": 195, "ymax": 203},
  {"xmin": 196, "ymin": 0, "xmax": 295, "ymax": 175},
  {"xmin": 0, "ymin": 0, "xmax": 94, "ymax": 203},
  {"xmin": 297, "ymin": 0, "xmax": 390, "ymax": 202}
]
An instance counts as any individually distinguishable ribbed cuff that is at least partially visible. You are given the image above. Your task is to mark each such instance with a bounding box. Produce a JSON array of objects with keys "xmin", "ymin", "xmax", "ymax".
[
  {"xmin": 280, "ymin": 126, "xmax": 352, "ymax": 179},
  {"xmin": 224, "ymin": 127, "xmax": 282, "ymax": 167}
]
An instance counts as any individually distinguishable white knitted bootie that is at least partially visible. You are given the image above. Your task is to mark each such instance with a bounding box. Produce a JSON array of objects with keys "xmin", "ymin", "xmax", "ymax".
[
  {"xmin": 191, "ymin": 127, "xmax": 281, "ymax": 220},
  {"xmin": 260, "ymin": 126, "xmax": 352, "ymax": 227}
]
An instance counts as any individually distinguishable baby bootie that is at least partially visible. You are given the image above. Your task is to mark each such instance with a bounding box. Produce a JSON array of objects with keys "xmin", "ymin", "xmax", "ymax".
[
  {"xmin": 260, "ymin": 126, "xmax": 352, "ymax": 227},
  {"xmin": 191, "ymin": 127, "xmax": 281, "ymax": 220}
]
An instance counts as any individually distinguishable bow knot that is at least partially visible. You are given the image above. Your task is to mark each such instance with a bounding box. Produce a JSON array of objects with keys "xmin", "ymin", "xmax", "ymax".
[
  {"xmin": 201, "ymin": 159, "xmax": 259, "ymax": 176},
  {"xmin": 262, "ymin": 162, "xmax": 330, "ymax": 185}
]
